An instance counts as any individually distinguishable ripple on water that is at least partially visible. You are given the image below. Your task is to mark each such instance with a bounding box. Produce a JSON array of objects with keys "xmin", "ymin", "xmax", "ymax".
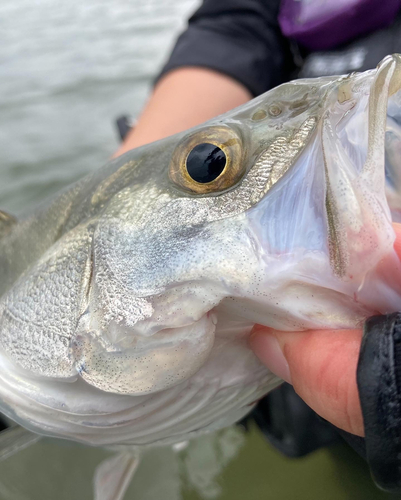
[{"xmin": 0, "ymin": 0, "xmax": 199, "ymax": 214}]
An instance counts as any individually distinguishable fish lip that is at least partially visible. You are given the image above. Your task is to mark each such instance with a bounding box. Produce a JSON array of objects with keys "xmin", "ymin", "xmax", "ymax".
[{"xmin": 72, "ymin": 312, "xmax": 217, "ymax": 396}]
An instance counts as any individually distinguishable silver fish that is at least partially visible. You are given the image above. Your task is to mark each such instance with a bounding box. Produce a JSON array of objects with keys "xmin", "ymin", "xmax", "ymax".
[{"xmin": 1, "ymin": 54, "xmax": 401, "ymax": 498}]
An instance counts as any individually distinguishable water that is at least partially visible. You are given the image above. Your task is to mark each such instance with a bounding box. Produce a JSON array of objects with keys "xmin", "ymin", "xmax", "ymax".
[
  {"xmin": 0, "ymin": 0, "xmax": 197, "ymax": 214},
  {"xmin": 0, "ymin": 1, "xmax": 400, "ymax": 498}
]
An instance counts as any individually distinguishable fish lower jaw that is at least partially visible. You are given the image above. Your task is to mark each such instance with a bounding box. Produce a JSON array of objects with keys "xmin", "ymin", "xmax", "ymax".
[{"xmin": 72, "ymin": 312, "xmax": 216, "ymax": 396}]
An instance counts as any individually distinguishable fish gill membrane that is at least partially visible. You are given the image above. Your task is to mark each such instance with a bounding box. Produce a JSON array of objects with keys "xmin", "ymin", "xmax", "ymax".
[{"xmin": 0, "ymin": 55, "xmax": 400, "ymax": 468}]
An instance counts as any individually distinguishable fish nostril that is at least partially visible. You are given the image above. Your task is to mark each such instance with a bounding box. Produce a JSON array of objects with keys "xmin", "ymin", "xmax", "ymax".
[
  {"xmin": 268, "ymin": 104, "xmax": 282, "ymax": 117},
  {"xmin": 251, "ymin": 109, "xmax": 267, "ymax": 121}
]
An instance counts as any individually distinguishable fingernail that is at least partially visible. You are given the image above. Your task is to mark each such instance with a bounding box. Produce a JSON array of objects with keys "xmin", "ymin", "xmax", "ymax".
[{"xmin": 250, "ymin": 331, "xmax": 292, "ymax": 384}]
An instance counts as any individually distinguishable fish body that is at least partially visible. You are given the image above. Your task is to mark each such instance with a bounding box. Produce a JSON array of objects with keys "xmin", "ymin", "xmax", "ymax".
[{"xmin": 0, "ymin": 55, "xmax": 401, "ymax": 448}]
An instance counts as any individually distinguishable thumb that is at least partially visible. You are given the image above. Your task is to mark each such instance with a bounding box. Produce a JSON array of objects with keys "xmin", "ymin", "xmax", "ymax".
[{"xmin": 249, "ymin": 327, "xmax": 364, "ymax": 437}]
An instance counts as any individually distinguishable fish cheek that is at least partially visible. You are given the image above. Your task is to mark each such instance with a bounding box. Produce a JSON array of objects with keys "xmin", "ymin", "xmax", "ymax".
[{"xmin": 0, "ymin": 227, "xmax": 92, "ymax": 379}]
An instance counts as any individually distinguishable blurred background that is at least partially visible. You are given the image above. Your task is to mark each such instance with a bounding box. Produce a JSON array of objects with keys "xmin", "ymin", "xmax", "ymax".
[
  {"xmin": 0, "ymin": 0, "xmax": 197, "ymax": 214},
  {"xmin": 0, "ymin": 0, "xmax": 401, "ymax": 499}
]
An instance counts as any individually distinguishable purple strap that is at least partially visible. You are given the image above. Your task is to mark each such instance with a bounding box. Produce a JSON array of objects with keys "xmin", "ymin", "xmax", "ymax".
[{"xmin": 279, "ymin": 0, "xmax": 401, "ymax": 50}]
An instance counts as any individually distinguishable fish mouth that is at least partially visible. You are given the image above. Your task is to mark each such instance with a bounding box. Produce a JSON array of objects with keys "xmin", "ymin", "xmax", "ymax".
[{"xmin": 225, "ymin": 55, "xmax": 401, "ymax": 331}]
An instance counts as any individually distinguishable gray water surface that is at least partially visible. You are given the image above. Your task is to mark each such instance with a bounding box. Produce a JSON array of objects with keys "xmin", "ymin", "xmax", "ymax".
[{"xmin": 0, "ymin": 0, "xmax": 197, "ymax": 214}]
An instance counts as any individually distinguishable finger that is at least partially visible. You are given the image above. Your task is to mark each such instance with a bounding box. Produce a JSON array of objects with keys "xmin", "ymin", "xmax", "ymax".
[
  {"xmin": 250, "ymin": 327, "xmax": 364, "ymax": 436},
  {"xmin": 393, "ymin": 222, "xmax": 401, "ymax": 259}
]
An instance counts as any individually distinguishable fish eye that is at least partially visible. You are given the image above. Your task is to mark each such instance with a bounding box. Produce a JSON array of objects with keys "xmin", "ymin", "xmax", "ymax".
[
  {"xmin": 186, "ymin": 143, "xmax": 226, "ymax": 183},
  {"xmin": 169, "ymin": 126, "xmax": 245, "ymax": 194}
]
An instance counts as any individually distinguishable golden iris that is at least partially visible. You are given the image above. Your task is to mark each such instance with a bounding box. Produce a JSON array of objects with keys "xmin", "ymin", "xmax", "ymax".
[{"xmin": 169, "ymin": 126, "xmax": 245, "ymax": 194}]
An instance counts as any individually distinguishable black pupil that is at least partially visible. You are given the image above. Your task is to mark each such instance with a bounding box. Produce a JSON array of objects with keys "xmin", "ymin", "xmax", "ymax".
[{"xmin": 186, "ymin": 143, "xmax": 226, "ymax": 183}]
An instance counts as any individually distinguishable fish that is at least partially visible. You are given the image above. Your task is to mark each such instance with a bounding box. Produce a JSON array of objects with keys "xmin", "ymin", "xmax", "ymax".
[
  {"xmin": 1, "ymin": 54, "xmax": 401, "ymax": 499},
  {"xmin": 385, "ymin": 85, "xmax": 401, "ymax": 220}
]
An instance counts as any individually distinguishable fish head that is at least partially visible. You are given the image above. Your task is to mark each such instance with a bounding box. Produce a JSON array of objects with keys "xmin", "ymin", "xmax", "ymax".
[
  {"xmin": 73, "ymin": 55, "xmax": 401, "ymax": 396},
  {"xmin": 1, "ymin": 55, "xmax": 401, "ymax": 445},
  {"xmin": 77, "ymin": 78, "xmax": 326, "ymax": 394}
]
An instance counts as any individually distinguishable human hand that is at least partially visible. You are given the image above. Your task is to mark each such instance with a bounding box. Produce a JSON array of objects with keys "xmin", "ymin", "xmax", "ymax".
[{"xmin": 250, "ymin": 223, "xmax": 401, "ymax": 438}]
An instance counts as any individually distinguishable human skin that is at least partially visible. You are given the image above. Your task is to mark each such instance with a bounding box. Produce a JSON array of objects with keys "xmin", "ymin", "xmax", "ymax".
[
  {"xmin": 115, "ymin": 66, "xmax": 401, "ymax": 438},
  {"xmin": 114, "ymin": 67, "xmax": 252, "ymax": 156}
]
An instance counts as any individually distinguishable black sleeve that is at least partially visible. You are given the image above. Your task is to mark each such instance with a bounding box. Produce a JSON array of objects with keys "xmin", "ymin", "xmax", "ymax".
[
  {"xmin": 157, "ymin": 0, "xmax": 295, "ymax": 97},
  {"xmin": 357, "ymin": 313, "xmax": 401, "ymax": 493}
]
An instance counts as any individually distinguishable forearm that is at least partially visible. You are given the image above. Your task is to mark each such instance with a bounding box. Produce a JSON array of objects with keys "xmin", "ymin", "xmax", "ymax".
[
  {"xmin": 114, "ymin": 67, "xmax": 252, "ymax": 156},
  {"xmin": 114, "ymin": 0, "xmax": 291, "ymax": 156}
]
